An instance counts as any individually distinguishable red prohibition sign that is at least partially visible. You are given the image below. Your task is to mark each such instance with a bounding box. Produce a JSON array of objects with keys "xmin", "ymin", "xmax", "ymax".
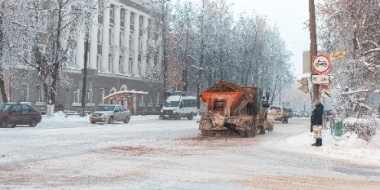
[{"xmin": 312, "ymin": 54, "xmax": 331, "ymax": 74}]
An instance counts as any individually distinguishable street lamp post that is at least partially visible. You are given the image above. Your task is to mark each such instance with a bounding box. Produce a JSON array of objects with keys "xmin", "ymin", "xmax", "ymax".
[
  {"xmin": 190, "ymin": 65, "xmax": 205, "ymax": 110},
  {"xmin": 304, "ymin": 100, "xmax": 306, "ymax": 111}
]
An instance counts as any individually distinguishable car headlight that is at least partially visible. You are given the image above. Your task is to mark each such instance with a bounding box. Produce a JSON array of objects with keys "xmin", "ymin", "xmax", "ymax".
[
  {"xmin": 173, "ymin": 109, "xmax": 177, "ymax": 113},
  {"xmin": 101, "ymin": 114, "xmax": 107, "ymax": 118}
]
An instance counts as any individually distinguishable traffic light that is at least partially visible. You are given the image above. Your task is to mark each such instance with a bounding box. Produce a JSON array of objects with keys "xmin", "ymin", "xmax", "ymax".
[{"xmin": 297, "ymin": 77, "xmax": 309, "ymax": 93}]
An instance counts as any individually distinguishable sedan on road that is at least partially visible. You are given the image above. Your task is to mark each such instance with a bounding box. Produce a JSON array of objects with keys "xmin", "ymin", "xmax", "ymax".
[
  {"xmin": 0, "ymin": 103, "xmax": 42, "ymax": 128},
  {"xmin": 89, "ymin": 104, "xmax": 131, "ymax": 124}
]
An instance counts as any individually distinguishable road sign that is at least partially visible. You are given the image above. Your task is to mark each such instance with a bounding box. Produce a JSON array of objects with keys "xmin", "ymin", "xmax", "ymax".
[
  {"xmin": 320, "ymin": 84, "xmax": 331, "ymax": 97},
  {"xmin": 45, "ymin": 75, "xmax": 53, "ymax": 85},
  {"xmin": 311, "ymin": 74, "xmax": 329, "ymax": 84},
  {"xmin": 312, "ymin": 54, "xmax": 331, "ymax": 74}
]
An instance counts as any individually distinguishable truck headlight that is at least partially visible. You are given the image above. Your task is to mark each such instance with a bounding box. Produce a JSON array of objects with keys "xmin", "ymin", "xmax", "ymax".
[
  {"xmin": 160, "ymin": 108, "xmax": 163, "ymax": 112},
  {"xmin": 173, "ymin": 109, "xmax": 177, "ymax": 113}
]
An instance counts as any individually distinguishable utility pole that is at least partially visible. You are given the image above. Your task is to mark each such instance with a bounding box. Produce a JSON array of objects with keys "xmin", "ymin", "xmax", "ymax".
[
  {"xmin": 0, "ymin": 10, "xmax": 8, "ymax": 103},
  {"xmin": 197, "ymin": 0, "xmax": 205, "ymax": 110},
  {"xmin": 309, "ymin": 0, "xmax": 319, "ymax": 102},
  {"xmin": 81, "ymin": 30, "xmax": 89, "ymax": 117},
  {"xmin": 161, "ymin": 0, "xmax": 169, "ymax": 102}
]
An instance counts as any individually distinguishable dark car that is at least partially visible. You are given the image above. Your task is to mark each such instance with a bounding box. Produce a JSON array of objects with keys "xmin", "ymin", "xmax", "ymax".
[{"xmin": 0, "ymin": 103, "xmax": 42, "ymax": 128}]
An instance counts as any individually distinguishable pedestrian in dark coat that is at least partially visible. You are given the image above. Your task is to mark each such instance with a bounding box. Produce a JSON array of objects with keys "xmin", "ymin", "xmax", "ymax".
[{"xmin": 311, "ymin": 100, "xmax": 324, "ymax": 146}]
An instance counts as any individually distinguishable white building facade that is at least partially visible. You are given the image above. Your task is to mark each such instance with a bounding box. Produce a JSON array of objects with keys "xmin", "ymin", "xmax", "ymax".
[
  {"xmin": 63, "ymin": 0, "xmax": 162, "ymax": 114},
  {"xmin": 7, "ymin": 0, "xmax": 163, "ymax": 115}
]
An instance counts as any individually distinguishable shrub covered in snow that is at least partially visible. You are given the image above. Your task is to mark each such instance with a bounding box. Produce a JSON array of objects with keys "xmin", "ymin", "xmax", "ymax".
[{"xmin": 343, "ymin": 117, "xmax": 377, "ymax": 141}]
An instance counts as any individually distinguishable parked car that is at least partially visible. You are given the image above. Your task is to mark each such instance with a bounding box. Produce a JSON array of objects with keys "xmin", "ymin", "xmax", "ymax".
[
  {"xmin": 0, "ymin": 103, "xmax": 42, "ymax": 128},
  {"xmin": 299, "ymin": 111, "xmax": 310, "ymax": 117},
  {"xmin": 89, "ymin": 104, "xmax": 131, "ymax": 124},
  {"xmin": 269, "ymin": 106, "xmax": 290, "ymax": 123},
  {"xmin": 324, "ymin": 110, "xmax": 333, "ymax": 116},
  {"xmin": 293, "ymin": 111, "xmax": 300, "ymax": 117}
]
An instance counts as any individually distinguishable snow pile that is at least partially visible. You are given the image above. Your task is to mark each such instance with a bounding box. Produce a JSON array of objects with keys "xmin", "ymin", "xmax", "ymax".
[
  {"xmin": 343, "ymin": 117, "xmax": 377, "ymax": 141},
  {"xmin": 280, "ymin": 126, "xmax": 380, "ymax": 165},
  {"xmin": 337, "ymin": 132, "xmax": 370, "ymax": 147}
]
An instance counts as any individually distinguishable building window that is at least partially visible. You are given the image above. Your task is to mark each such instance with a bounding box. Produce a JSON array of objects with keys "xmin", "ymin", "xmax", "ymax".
[
  {"xmin": 129, "ymin": 32, "xmax": 133, "ymax": 50},
  {"xmin": 149, "ymin": 94, "xmax": 153, "ymax": 104},
  {"xmin": 97, "ymin": 25, "xmax": 102, "ymax": 44},
  {"xmin": 119, "ymin": 56, "xmax": 123, "ymax": 72},
  {"xmin": 121, "ymin": 9, "xmax": 125, "ymax": 21},
  {"xmin": 108, "ymin": 55, "xmax": 113, "ymax": 72},
  {"xmin": 130, "ymin": 12, "xmax": 134, "ymax": 25},
  {"xmin": 96, "ymin": 54, "xmax": 101, "ymax": 70},
  {"xmin": 21, "ymin": 85, "xmax": 28, "ymax": 102},
  {"xmin": 156, "ymin": 92, "xmax": 160, "ymax": 104},
  {"xmin": 74, "ymin": 89, "xmax": 80, "ymax": 103},
  {"xmin": 109, "ymin": 28, "xmax": 114, "ymax": 45},
  {"xmin": 138, "ymin": 36, "xmax": 142, "ymax": 52},
  {"xmin": 140, "ymin": 95, "xmax": 144, "ymax": 104},
  {"xmin": 99, "ymin": 88, "xmax": 105, "ymax": 104},
  {"xmin": 86, "ymin": 89, "xmax": 93, "ymax": 103},
  {"xmin": 139, "ymin": 16, "xmax": 143, "ymax": 27},
  {"xmin": 110, "ymin": 5, "xmax": 114, "ymax": 18},
  {"xmin": 120, "ymin": 30, "xmax": 124, "ymax": 47},
  {"xmin": 128, "ymin": 57, "xmax": 132, "ymax": 75},
  {"xmin": 36, "ymin": 85, "xmax": 43, "ymax": 103}
]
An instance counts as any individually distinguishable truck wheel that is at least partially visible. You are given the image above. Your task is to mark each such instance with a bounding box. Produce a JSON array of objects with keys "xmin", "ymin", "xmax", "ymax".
[
  {"xmin": 124, "ymin": 116, "xmax": 130, "ymax": 123},
  {"xmin": 259, "ymin": 125, "xmax": 265, "ymax": 134},
  {"xmin": 29, "ymin": 118, "xmax": 37, "ymax": 127},
  {"xmin": 108, "ymin": 117, "xmax": 114, "ymax": 124},
  {"xmin": 201, "ymin": 130, "xmax": 216, "ymax": 136},
  {"xmin": 187, "ymin": 114, "xmax": 193, "ymax": 120},
  {"xmin": 175, "ymin": 114, "xmax": 181, "ymax": 120},
  {"xmin": 1, "ymin": 119, "xmax": 8, "ymax": 128},
  {"xmin": 239, "ymin": 130, "xmax": 248, "ymax": 137}
]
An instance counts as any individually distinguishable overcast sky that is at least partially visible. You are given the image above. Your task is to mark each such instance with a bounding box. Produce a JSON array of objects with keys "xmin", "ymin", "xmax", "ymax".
[{"xmin": 225, "ymin": 0, "xmax": 310, "ymax": 77}]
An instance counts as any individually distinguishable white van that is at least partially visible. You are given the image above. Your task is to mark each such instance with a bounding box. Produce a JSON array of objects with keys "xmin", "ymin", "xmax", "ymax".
[{"xmin": 160, "ymin": 95, "xmax": 197, "ymax": 120}]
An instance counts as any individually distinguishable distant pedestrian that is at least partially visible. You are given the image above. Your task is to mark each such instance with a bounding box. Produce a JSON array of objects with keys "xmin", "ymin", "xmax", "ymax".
[{"xmin": 311, "ymin": 100, "xmax": 324, "ymax": 146}]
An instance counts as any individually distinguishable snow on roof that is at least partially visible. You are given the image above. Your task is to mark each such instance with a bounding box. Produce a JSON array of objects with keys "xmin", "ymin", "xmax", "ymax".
[{"xmin": 103, "ymin": 90, "xmax": 148, "ymax": 100}]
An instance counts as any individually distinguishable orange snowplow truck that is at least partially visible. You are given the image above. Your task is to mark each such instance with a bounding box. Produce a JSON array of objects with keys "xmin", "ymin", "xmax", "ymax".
[{"xmin": 199, "ymin": 80, "xmax": 273, "ymax": 137}]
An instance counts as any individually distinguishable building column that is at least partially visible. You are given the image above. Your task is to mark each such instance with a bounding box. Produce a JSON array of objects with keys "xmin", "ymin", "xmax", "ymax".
[
  {"xmin": 141, "ymin": 16, "xmax": 148, "ymax": 77},
  {"xmin": 113, "ymin": 6, "xmax": 121, "ymax": 74},
  {"xmin": 132, "ymin": 12, "xmax": 140, "ymax": 76},
  {"xmin": 75, "ymin": 24, "xmax": 84, "ymax": 69},
  {"xmin": 101, "ymin": 4, "xmax": 110, "ymax": 72},
  {"xmin": 89, "ymin": 1, "xmax": 98, "ymax": 70},
  {"xmin": 122, "ymin": 9, "xmax": 131, "ymax": 75}
]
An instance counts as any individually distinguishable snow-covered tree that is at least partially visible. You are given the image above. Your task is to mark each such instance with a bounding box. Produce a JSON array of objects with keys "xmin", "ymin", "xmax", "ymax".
[
  {"xmin": 318, "ymin": 0, "xmax": 380, "ymax": 140},
  {"xmin": 1, "ymin": 0, "xmax": 107, "ymax": 104},
  {"xmin": 168, "ymin": 0, "xmax": 294, "ymax": 105}
]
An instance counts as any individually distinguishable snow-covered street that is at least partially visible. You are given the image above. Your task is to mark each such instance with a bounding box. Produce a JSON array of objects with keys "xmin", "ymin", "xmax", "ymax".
[{"xmin": 0, "ymin": 114, "xmax": 379, "ymax": 189}]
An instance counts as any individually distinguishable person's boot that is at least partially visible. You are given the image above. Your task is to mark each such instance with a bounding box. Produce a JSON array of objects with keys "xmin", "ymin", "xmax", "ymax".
[
  {"xmin": 317, "ymin": 138, "xmax": 322, "ymax": 146},
  {"xmin": 311, "ymin": 139, "xmax": 318, "ymax": 146}
]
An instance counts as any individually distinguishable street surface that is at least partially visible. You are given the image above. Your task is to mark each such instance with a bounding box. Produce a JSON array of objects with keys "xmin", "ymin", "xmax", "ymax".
[{"xmin": 0, "ymin": 115, "xmax": 379, "ymax": 189}]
